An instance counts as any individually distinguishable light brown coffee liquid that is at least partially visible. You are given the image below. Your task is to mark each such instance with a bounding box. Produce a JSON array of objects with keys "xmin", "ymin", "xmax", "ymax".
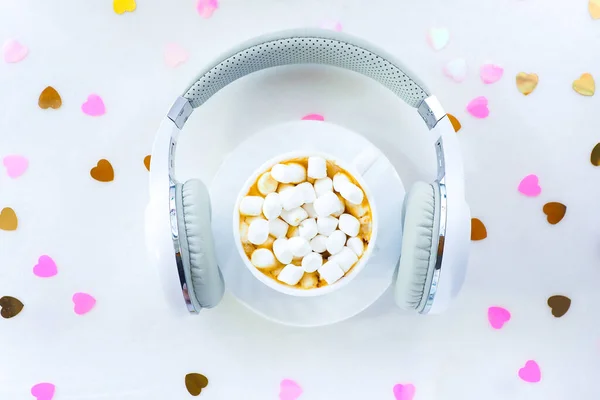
[{"xmin": 239, "ymin": 157, "xmax": 373, "ymax": 289}]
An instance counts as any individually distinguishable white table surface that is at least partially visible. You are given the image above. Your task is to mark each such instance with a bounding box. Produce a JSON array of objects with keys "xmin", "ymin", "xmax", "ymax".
[{"xmin": 2, "ymin": 0, "xmax": 600, "ymax": 399}]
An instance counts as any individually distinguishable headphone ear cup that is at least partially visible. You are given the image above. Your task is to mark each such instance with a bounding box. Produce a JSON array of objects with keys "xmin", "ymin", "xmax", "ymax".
[
  {"xmin": 394, "ymin": 181, "xmax": 440, "ymax": 311},
  {"xmin": 176, "ymin": 179, "xmax": 225, "ymax": 310}
]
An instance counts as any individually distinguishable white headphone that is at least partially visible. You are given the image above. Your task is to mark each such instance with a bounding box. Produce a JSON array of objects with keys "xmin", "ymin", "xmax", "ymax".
[{"xmin": 145, "ymin": 29, "xmax": 471, "ymax": 318}]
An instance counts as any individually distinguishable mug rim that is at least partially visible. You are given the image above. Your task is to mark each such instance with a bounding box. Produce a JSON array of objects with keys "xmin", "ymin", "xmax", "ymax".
[{"xmin": 232, "ymin": 150, "xmax": 379, "ymax": 297}]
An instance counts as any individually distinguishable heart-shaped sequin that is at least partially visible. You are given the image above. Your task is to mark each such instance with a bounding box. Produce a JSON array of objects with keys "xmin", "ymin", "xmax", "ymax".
[
  {"xmin": 518, "ymin": 360, "xmax": 541, "ymax": 383},
  {"xmin": 0, "ymin": 296, "xmax": 24, "ymax": 318},
  {"xmin": 144, "ymin": 155, "xmax": 151, "ymax": 171},
  {"xmin": 447, "ymin": 114, "xmax": 461, "ymax": 132},
  {"xmin": 393, "ymin": 383, "xmax": 416, "ymax": 400},
  {"xmin": 444, "ymin": 58, "xmax": 467, "ymax": 82},
  {"xmin": 113, "ymin": 0, "xmax": 136, "ymax": 14},
  {"xmin": 573, "ymin": 73, "xmax": 595, "ymax": 96},
  {"xmin": 547, "ymin": 295, "xmax": 571, "ymax": 317},
  {"xmin": 0, "ymin": 207, "xmax": 18, "ymax": 231},
  {"xmin": 516, "ymin": 72, "xmax": 539, "ymax": 95},
  {"xmin": 3, "ymin": 155, "xmax": 28, "ymax": 178},
  {"xmin": 591, "ymin": 143, "xmax": 600, "ymax": 166},
  {"xmin": 542, "ymin": 202, "xmax": 566, "ymax": 225},
  {"xmin": 38, "ymin": 86, "xmax": 62, "ymax": 109},
  {"xmin": 279, "ymin": 379, "xmax": 302, "ymax": 400},
  {"xmin": 185, "ymin": 373, "xmax": 209, "ymax": 396},
  {"xmin": 466, "ymin": 96, "xmax": 489, "ymax": 118},
  {"xmin": 518, "ymin": 174, "xmax": 541, "ymax": 197},
  {"xmin": 480, "ymin": 64, "xmax": 504, "ymax": 84},
  {"xmin": 427, "ymin": 28, "xmax": 449, "ymax": 51},
  {"xmin": 471, "ymin": 218, "xmax": 487, "ymax": 240},
  {"xmin": 197, "ymin": 0, "xmax": 218, "ymax": 18},
  {"xmin": 72, "ymin": 293, "xmax": 96, "ymax": 315},
  {"xmin": 3, "ymin": 39, "xmax": 28, "ymax": 63},
  {"xmin": 90, "ymin": 159, "xmax": 114, "ymax": 182},
  {"xmin": 31, "ymin": 383, "xmax": 55, "ymax": 400},
  {"xmin": 488, "ymin": 306, "xmax": 511, "ymax": 329},
  {"xmin": 589, "ymin": 0, "xmax": 600, "ymax": 19},
  {"xmin": 33, "ymin": 255, "xmax": 58, "ymax": 278}
]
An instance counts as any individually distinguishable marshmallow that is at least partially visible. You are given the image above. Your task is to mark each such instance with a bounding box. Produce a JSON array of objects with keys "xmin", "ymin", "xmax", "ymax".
[
  {"xmin": 300, "ymin": 272, "xmax": 318, "ymax": 289},
  {"xmin": 257, "ymin": 171, "xmax": 279, "ymax": 195},
  {"xmin": 299, "ymin": 218, "xmax": 318, "ymax": 240},
  {"xmin": 279, "ymin": 186, "xmax": 305, "ymax": 211},
  {"xmin": 271, "ymin": 164, "xmax": 292, "ymax": 183},
  {"xmin": 302, "ymin": 252, "xmax": 323, "ymax": 273},
  {"xmin": 277, "ymin": 264, "xmax": 305, "ymax": 285},
  {"xmin": 318, "ymin": 260, "xmax": 345, "ymax": 284},
  {"xmin": 326, "ymin": 230, "xmax": 346, "ymax": 255},
  {"xmin": 332, "ymin": 172, "xmax": 351, "ymax": 192},
  {"xmin": 268, "ymin": 218, "xmax": 289, "ymax": 239},
  {"xmin": 251, "ymin": 248, "xmax": 276, "ymax": 269},
  {"xmin": 239, "ymin": 222, "xmax": 250, "ymax": 243},
  {"xmin": 302, "ymin": 203, "xmax": 318, "ymax": 218},
  {"xmin": 338, "ymin": 213, "xmax": 360, "ymax": 237},
  {"xmin": 280, "ymin": 207, "xmax": 308, "ymax": 227},
  {"xmin": 273, "ymin": 238, "xmax": 293, "ymax": 264},
  {"xmin": 331, "ymin": 193, "xmax": 345, "ymax": 218},
  {"xmin": 344, "ymin": 200, "xmax": 368, "ymax": 217},
  {"xmin": 329, "ymin": 246, "xmax": 358, "ymax": 272},
  {"xmin": 340, "ymin": 182, "xmax": 364, "ymax": 205},
  {"xmin": 287, "ymin": 236, "xmax": 311, "ymax": 258},
  {"xmin": 286, "ymin": 163, "xmax": 307, "ymax": 183},
  {"xmin": 314, "ymin": 177, "xmax": 333, "ymax": 197},
  {"xmin": 248, "ymin": 218, "xmax": 269, "ymax": 245},
  {"xmin": 347, "ymin": 237, "xmax": 364, "ymax": 257},
  {"xmin": 262, "ymin": 193, "xmax": 282, "ymax": 220},
  {"xmin": 308, "ymin": 156, "xmax": 327, "ymax": 179},
  {"xmin": 239, "ymin": 196, "xmax": 264, "ymax": 216},
  {"xmin": 314, "ymin": 192, "xmax": 341, "ymax": 217},
  {"xmin": 277, "ymin": 183, "xmax": 295, "ymax": 192},
  {"xmin": 310, "ymin": 234, "xmax": 328, "ymax": 253},
  {"xmin": 297, "ymin": 182, "xmax": 316, "ymax": 204},
  {"xmin": 317, "ymin": 216, "xmax": 338, "ymax": 236}
]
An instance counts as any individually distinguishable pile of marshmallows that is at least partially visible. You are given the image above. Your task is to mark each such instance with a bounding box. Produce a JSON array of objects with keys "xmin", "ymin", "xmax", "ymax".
[{"xmin": 239, "ymin": 156, "xmax": 369, "ymax": 288}]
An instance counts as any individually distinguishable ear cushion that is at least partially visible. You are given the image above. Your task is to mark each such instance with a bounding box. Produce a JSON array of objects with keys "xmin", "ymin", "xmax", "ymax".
[
  {"xmin": 176, "ymin": 179, "xmax": 225, "ymax": 310},
  {"xmin": 394, "ymin": 181, "xmax": 440, "ymax": 311}
]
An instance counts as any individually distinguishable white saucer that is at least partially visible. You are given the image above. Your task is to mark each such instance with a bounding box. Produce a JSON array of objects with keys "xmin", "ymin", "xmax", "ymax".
[{"xmin": 210, "ymin": 120, "xmax": 405, "ymax": 327}]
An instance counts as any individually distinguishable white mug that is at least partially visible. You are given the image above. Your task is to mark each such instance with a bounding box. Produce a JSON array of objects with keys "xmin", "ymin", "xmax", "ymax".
[{"xmin": 232, "ymin": 149, "xmax": 380, "ymax": 297}]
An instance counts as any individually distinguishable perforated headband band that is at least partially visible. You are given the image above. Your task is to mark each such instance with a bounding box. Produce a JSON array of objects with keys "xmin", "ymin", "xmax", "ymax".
[{"xmin": 167, "ymin": 29, "xmax": 446, "ymax": 131}]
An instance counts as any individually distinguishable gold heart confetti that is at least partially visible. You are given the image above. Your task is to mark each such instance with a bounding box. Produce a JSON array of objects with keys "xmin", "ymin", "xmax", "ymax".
[
  {"xmin": 0, "ymin": 296, "xmax": 24, "ymax": 318},
  {"xmin": 547, "ymin": 295, "xmax": 571, "ymax": 317},
  {"xmin": 447, "ymin": 114, "xmax": 461, "ymax": 132},
  {"xmin": 543, "ymin": 202, "xmax": 566, "ymax": 225},
  {"xmin": 0, "ymin": 207, "xmax": 18, "ymax": 231},
  {"xmin": 185, "ymin": 373, "xmax": 209, "ymax": 396},
  {"xmin": 471, "ymin": 218, "xmax": 487, "ymax": 241},
  {"xmin": 38, "ymin": 86, "xmax": 62, "ymax": 109},
  {"xmin": 144, "ymin": 155, "xmax": 151, "ymax": 171},
  {"xmin": 590, "ymin": 143, "xmax": 600, "ymax": 166},
  {"xmin": 590, "ymin": 0, "xmax": 600, "ymax": 19},
  {"xmin": 573, "ymin": 73, "xmax": 595, "ymax": 96},
  {"xmin": 90, "ymin": 159, "xmax": 114, "ymax": 182},
  {"xmin": 113, "ymin": 0, "xmax": 136, "ymax": 14},
  {"xmin": 516, "ymin": 72, "xmax": 539, "ymax": 96}
]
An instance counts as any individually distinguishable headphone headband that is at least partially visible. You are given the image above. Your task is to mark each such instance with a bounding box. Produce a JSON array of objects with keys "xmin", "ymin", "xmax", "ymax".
[{"xmin": 167, "ymin": 29, "xmax": 446, "ymax": 131}]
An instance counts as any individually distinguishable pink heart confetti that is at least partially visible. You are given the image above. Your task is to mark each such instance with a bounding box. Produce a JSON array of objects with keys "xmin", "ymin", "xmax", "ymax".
[
  {"xmin": 393, "ymin": 383, "xmax": 416, "ymax": 400},
  {"xmin": 466, "ymin": 96, "xmax": 489, "ymax": 118},
  {"xmin": 480, "ymin": 64, "xmax": 504, "ymax": 84},
  {"xmin": 197, "ymin": 0, "xmax": 218, "ymax": 18},
  {"xmin": 518, "ymin": 174, "xmax": 541, "ymax": 197},
  {"xmin": 164, "ymin": 43, "xmax": 189, "ymax": 68},
  {"xmin": 72, "ymin": 292, "xmax": 96, "ymax": 315},
  {"xmin": 81, "ymin": 94, "xmax": 106, "ymax": 117},
  {"xmin": 2, "ymin": 155, "xmax": 28, "ymax": 178},
  {"xmin": 3, "ymin": 39, "xmax": 28, "ymax": 63},
  {"xmin": 518, "ymin": 360, "xmax": 541, "ymax": 383},
  {"xmin": 444, "ymin": 58, "xmax": 467, "ymax": 82},
  {"xmin": 301, "ymin": 114, "xmax": 324, "ymax": 121},
  {"xmin": 31, "ymin": 383, "xmax": 55, "ymax": 400},
  {"xmin": 488, "ymin": 306, "xmax": 511, "ymax": 329},
  {"xmin": 279, "ymin": 379, "xmax": 302, "ymax": 400},
  {"xmin": 427, "ymin": 28, "xmax": 449, "ymax": 51},
  {"xmin": 33, "ymin": 255, "xmax": 58, "ymax": 278}
]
